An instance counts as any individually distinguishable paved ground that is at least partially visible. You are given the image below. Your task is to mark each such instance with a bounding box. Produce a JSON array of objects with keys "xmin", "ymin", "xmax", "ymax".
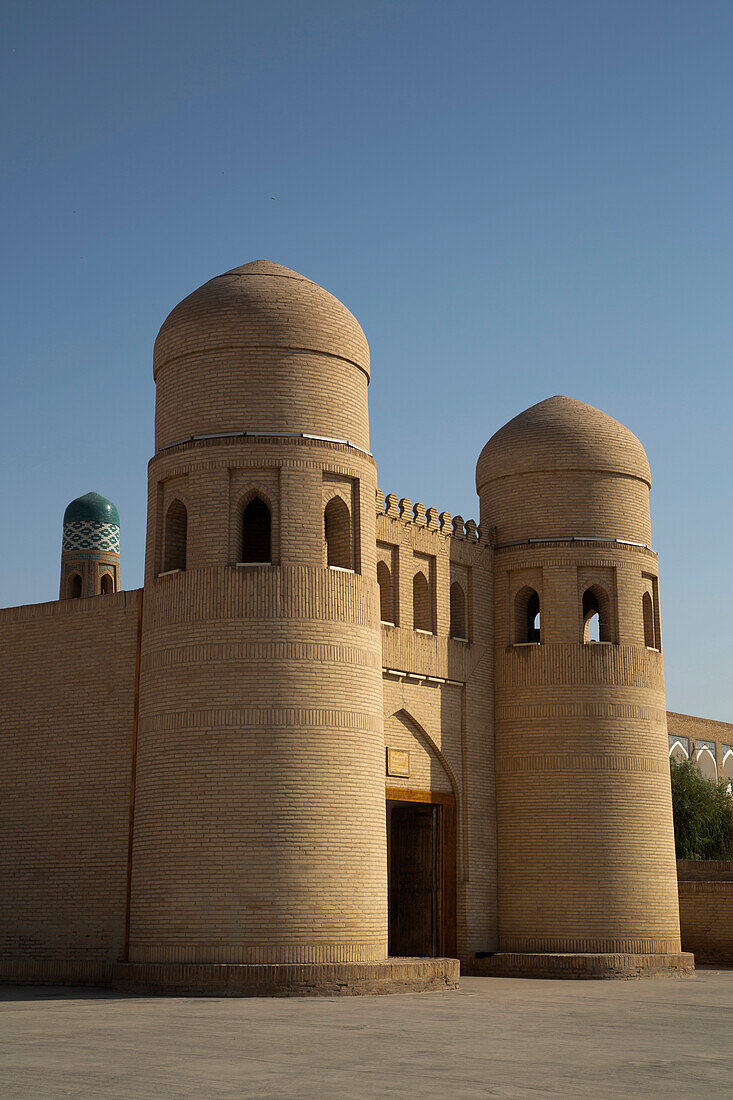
[{"xmin": 1, "ymin": 970, "xmax": 731, "ymax": 1098}]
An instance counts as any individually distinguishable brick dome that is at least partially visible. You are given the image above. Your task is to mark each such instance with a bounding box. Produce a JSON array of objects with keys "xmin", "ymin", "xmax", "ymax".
[
  {"xmin": 153, "ymin": 260, "xmax": 369, "ymax": 380},
  {"xmin": 476, "ymin": 395, "xmax": 651, "ymax": 492},
  {"xmin": 152, "ymin": 261, "xmax": 372, "ymax": 451}
]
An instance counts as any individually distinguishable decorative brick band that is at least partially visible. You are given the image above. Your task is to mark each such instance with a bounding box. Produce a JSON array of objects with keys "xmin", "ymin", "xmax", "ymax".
[
  {"xmin": 137, "ymin": 707, "xmax": 383, "ymax": 734},
  {"xmin": 496, "ymin": 702, "xmax": 667, "ymax": 722},
  {"xmin": 141, "ymin": 640, "xmax": 381, "ymax": 672},
  {"xmin": 496, "ymin": 753, "xmax": 671, "ymax": 776},
  {"xmin": 499, "ymin": 935, "xmax": 682, "ymax": 954},
  {"xmin": 128, "ymin": 941, "xmax": 386, "ymax": 965}
]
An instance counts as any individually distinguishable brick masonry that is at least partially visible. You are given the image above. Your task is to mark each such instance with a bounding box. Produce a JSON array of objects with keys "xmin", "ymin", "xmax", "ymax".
[
  {"xmin": 0, "ymin": 262, "xmax": 726, "ymax": 992},
  {"xmin": 677, "ymin": 861, "xmax": 733, "ymax": 966}
]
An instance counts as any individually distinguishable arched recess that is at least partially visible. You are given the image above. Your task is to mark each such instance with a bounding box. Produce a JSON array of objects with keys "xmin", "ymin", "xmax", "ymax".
[
  {"xmin": 697, "ymin": 746, "xmax": 718, "ymax": 782},
  {"xmin": 722, "ymin": 750, "xmax": 733, "ymax": 792},
  {"xmin": 514, "ymin": 585, "xmax": 540, "ymax": 644},
  {"xmin": 377, "ymin": 561, "xmax": 394, "ymax": 623},
  {"xmin": 164, "ymin": 498, "xmax": 187, "ymax": 572},
  {"xmin": 384, "ymin": 707, "xmax": 460, "ymax": 959},
  {"xmin": 324, "ymin": 496, "xmax": 352, "ymax": 569},
  {"xmin": 241, "ymin": 495, "xmax": 271, "ymax": 563},
  {"xmin": 642, "ymin": 592, "xmax": 656, "ymax": 648},
  {"xmin": 384, "ymin": 707, "xmax": 461, "ymax": 815},
  {"xmin": 582, "ymin": 584, "xmax": 613, "ymax": 643},
  {"xmin": 68, "ymin": 573, "xmax": 83, "ymax": 599},
  {"xmin": 413, "ymin": 571, "xmax": 432, "ymax": 632},
  {"xmin": 100, "ymin": 573, "xmax": 114, "ymax": 595},
  {"xmin": 669, "ymin": 740, "xmax": 689, "ymax": 764},
  {"xmin": 449, "ymin": 582, "xmax": 467, "ymax": 640}
]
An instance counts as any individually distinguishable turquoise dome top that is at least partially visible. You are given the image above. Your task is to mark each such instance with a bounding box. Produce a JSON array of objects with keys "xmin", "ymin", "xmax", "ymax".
[{"xmin": 63, "ymin": 492, "xmax": 120, "ymax": 526}]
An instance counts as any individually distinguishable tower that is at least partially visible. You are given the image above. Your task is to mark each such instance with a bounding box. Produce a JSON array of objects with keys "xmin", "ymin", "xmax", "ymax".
[
  {"xmin": 119, "ymin": 261, "xmax": 456, "ymax": 994},
  {"xmin": 59, "ymin": 491, "xmax": 120, "ymax": 599},
  {"xmin": 476, "ymin": 396, "xmax": 690, "ymax": 977}
]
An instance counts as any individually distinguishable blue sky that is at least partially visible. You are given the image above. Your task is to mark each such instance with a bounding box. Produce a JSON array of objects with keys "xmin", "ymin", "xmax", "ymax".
[{"xmin": 2, "ymin": 1, "xmax": 731, "ymax": 719}]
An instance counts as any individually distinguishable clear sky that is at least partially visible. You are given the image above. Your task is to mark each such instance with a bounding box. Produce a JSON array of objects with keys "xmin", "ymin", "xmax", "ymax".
[{"xmin": 2, "ymin": 1, "xmax": 731, "ymax": 720}]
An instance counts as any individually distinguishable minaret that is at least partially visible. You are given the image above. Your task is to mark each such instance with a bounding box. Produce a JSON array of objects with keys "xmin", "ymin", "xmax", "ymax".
[
  {"xmin": 476, "ymin": 396, "xmax": 690, "ymax": 977},
  {"xmin": 119, "ymin": 261, "xmax": 456, "ymax": 994},
  {"xmin": 59, "ymin": 492, "xmax": 120, "ymax": 599}
]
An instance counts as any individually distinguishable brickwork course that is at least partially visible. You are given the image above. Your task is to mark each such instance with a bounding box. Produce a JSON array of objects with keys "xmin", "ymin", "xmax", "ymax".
[{"xmin": 0, "ymin": 259, "xmax": 725, "ymax": 993}]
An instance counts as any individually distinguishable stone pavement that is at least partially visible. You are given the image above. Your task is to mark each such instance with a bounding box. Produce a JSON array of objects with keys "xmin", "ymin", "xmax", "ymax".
[{"xmin": 1, "ymin": 970, "xmax": 731, "ymax": 1098}]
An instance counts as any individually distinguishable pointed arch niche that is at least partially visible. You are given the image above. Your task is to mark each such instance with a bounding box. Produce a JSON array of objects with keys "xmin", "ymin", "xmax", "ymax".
[
  {"xmin": 384, "ymin": 709, "xmax": 459, "ymax": 800},
  {"xmin": 384, "ymin": 708, "xmax": 459, "ymax": 960}
]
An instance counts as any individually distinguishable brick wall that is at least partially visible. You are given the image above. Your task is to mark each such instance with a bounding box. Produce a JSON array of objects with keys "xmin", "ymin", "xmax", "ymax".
[
  {"xmin": 0, "ymin": 591, "xmax": 139, "ymax": 985},
  {"xmin": 677, "ymin": 861, "xmax": 733, "ymax": 965}
]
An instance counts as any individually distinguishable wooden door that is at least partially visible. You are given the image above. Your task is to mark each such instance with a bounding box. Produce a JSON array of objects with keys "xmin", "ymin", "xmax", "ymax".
[{"xmin": 388, "ymin": 802, "xmax": 439, "ymax": 957}]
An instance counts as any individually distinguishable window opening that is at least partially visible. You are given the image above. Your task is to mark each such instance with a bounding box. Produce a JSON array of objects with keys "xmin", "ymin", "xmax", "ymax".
[
  {"xmin": 324, "ymin": 497, "xmax": 351, "ymax": 569},
  {"xmin": 164, "ymin": 499, "xmax": 187, "ymax": 572},
  {"xmin": 377, "ymin": 561, "xmax": 393, "ymax": 623},
  {"xmin": 241, "ymin": 497, "xmax": 271, "ymax": 563},
  {"xmin": 449, "ymin": 582, "xmax": 467, "ymax": 640},
  {"xmin": 413, "ymin": 571, "xmax": 432, "ymax": 632},
  {"xmin": 514, "ymin": 586, "xmax": 540, "ymax": 644},
  {"xmin": 642, "ymin": 592, "xmax": 655, "ymax": 648}
]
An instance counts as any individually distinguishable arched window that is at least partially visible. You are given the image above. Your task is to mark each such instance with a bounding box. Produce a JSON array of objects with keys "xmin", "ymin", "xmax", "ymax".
[
  {"xmin": 241, "ymin": 497, "xmax": 271, "ymax": 563},
  {"xmin": 514, "ymin": 586, "xmax": 540, "ymax": 644},
  {"xmin": 413, "ymin": 571, "xmax": 432, "ymax": 632},
  {"xmin": 164, "ymin": 499, "xmax": 187, "ymax": 572},
  {"xmin": 697, "ymin": 747, "xmax": 718, "ymax": 782},
  {"xmin": 377, "ymin": 561, "xmax": 393, "ymax": 623},
  {"xmin": 100, "ymin": 573, "xmax": 114, "ymax": 595},
  {"xmin": 669, "ymin": 741, "xmax": 689, "ymax": 764},
  {"xmin": 582, "ymin": 585, "xmax": 612, "ymax": 643},
  {"xmin": 324, "ymin": 497, "xmax": 351, "ymax": 569},
  {"xmin": 68, "ymin": 573, "xmax": 82, "ymax": 599},
  {"xmin": 722, "ymin": 750, "xmax": 733, "ymax": 793},
  {"xmin": 449, "ymin": 582, "xmax": 467, "ymax": 640},
  {"xmin": 642, "ymin": 592, "xmax": 655, "ymax": 648}
]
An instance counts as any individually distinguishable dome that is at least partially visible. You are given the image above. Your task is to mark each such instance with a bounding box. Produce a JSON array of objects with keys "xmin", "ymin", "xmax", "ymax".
[
  {"xmin": 476, "ymin": 395, "xmax": 651, "ymax": 492},
  {"xmin": 153, "ymin": 260, "xmax": 370, "ymax": 380},
  {"xmin": 63, "ymin": 492, "xmax": 120, "ymax": 526}
]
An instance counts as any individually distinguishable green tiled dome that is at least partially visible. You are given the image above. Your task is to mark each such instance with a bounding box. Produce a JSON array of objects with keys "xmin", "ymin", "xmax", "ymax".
[{"xmin": 63, "ymin": 492, "xmax": 120, "ymax": 526}]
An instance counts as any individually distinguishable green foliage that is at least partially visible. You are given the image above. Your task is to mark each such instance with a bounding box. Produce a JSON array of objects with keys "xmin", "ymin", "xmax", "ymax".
[{"xmin": 669, "ymin": 757, "xmax": 733, "ymax": 860}]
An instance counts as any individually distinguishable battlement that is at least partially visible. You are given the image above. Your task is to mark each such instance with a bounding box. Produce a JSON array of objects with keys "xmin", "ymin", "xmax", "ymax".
[{"xmin": 376, "ymin": 490, "xmax": 491, "ymax": 545}]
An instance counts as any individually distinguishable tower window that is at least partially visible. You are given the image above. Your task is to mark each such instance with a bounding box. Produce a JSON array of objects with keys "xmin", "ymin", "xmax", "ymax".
[
  {"xmin": 377, "ymin": 561, "xmax": 394, "ymax": 623},
  {"xmin": 413, "ymin": 571, "xmax": 432, "ymax": 633},
  {"xmin": 241, "ymin": 497, "xmax": 271, "ymax": 564},
  {"xmin": 449, "ymin": 582, "xmax": 467, "ymax": 640},
  {"xmin": 68, "ymin": 573, "xmax": 83, "ymax": 599},
  {"xmin": 100, "ymin": 573, "xmax": 114, "ymax": 596},
  {"xmin": 582, "ymin": 585, "xmax": 612, "ymax": 643},
  {"xmin": 642, "ymin": 591, "xmax": 656, "ymax": 648},
  {"xmin": 164, "ymin": 499, "xmax": 187, "ymax": 572},
  {"xmin": 514, "ymin": 586, "xmax": 540, "ymax": 644},
  {"xmin": 324, "ymin": 497, "xmax": 352, "ymax": 569}
]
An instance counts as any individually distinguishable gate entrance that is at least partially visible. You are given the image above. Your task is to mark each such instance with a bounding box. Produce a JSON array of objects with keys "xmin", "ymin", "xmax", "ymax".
[{"xmin": 386, "ymin": 790, "xmax": 457, "ymax": 958}]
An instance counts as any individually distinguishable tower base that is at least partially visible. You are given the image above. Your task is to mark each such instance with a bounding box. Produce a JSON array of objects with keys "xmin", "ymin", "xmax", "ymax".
[
  {"xmin": 466, "ymin": 952, "xmax": 694, "ymax": 980},
  {"xmin": 112, "ymin": 958, "xmax": 459, "ymax": 997}
]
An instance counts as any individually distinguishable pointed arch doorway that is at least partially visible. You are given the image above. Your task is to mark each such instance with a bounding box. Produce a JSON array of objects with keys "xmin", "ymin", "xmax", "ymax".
[{"xmin": 386, "ymin": 788, "xmax": 457, "ymax": 958}]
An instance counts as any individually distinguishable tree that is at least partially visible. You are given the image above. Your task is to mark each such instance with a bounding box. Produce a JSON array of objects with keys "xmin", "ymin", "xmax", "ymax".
[{"xmin": 669, "ymin": 757, "xmax": 733, "ymax": 860}]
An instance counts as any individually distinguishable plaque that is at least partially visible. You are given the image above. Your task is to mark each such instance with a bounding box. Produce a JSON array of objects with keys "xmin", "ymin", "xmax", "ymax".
[{"xmin": 386, "ymin": 747, "xmax": 410, "ymax": 779}]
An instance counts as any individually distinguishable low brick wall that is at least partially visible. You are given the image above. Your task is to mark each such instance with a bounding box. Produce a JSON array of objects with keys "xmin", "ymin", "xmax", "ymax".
[{"xmin": 677, "ymin": 861, "xmax": 733, "ymax": 966}]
